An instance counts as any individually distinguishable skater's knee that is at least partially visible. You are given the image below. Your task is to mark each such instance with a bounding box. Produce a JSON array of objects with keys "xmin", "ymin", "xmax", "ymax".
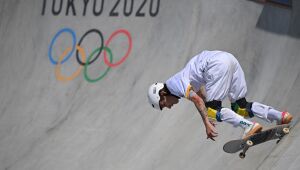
[
  {"xmin": 231, "ymin": 98, "xmax": 254, "ymax": 118},
  {"xmin": 205, "ymin": 100, "xmax": 222, "ymax": 110},
  {"xmin": 206, "ymin": 100, "xmax": 222, "ymax": 122}
]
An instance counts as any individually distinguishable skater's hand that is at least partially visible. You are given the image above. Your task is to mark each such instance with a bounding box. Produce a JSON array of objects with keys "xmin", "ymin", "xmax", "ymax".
[{"xmin": 205, "ymin": 120, "xmax": 218, "ymax": 141}]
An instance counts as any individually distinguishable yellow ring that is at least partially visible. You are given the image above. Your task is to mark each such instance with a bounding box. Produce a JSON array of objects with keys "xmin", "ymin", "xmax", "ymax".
[{"xmin": 55, "ymin": 45, "xmax": 86, "ymax": 82}]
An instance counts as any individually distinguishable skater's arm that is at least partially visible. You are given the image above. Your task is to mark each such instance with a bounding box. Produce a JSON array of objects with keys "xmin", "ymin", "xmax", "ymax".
[
  {"xmin": 196, "ymin": 86, "xmax": 207, "ymax": 102},
  {"xmin": 189, "ymin": 90, "xmax": 208, "ymax": 122},
  {"xmin": 189, "ymin": 90, "xmax": 218, "ymax": 141}
]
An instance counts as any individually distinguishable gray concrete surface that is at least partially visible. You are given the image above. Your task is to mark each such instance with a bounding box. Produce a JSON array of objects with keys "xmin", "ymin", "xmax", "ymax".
[{"xmin": 0, "ymin": 0, "xmax": 300, "ymax": 169}]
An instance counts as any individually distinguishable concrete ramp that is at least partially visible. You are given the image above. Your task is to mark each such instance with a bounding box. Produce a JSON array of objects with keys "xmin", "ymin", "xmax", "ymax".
[{"xmin": 0, "ymin": 0, "xmax": 300, "ymax": 169}]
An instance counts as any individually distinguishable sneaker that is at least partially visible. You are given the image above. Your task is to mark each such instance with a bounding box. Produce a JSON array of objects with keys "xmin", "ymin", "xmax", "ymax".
[
  {"xmin": 277, "ymin": 112, "xmax": 293, "ymax": 125},
  {"xmin": 243, "ymin": 122, "xmax": 263, "ymax": 139}
]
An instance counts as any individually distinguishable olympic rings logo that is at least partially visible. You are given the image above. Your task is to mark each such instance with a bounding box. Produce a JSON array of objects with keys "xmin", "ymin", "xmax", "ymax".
[{"xmin": 48, "ymin": 28, "xmax": 132, "ymax": 83}]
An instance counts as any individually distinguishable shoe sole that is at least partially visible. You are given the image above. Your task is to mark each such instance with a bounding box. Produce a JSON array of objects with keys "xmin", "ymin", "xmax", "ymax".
[
  {"xmin": 283, "ymin": 115, "xmax": 293, "ymax": 124},
  {"xmin": 243, "ymin": 125, "xmax": 263, "ymax": 139},
  {"xmin": 280, "ymin": 112, "xmax": 293, "ymax": 125}
]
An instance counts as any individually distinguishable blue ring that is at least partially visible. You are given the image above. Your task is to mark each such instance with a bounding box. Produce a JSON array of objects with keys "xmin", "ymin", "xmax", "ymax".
[{"xmin": 48, "ymin": 28, "xmax": 76, "ymax": 65}]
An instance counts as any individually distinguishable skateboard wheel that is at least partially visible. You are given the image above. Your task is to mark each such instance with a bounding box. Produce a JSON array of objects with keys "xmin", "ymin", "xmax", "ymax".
[
  {"xmin": 246, "ymin": 140, "xmax": 253, "ymax": 146},
  {"xmin": 283, "ymin": 128, "xmax": 290, "ymax": 134},
  {"xmin": 239, "ymin": 152, "xmax": 246, "ymax": 159}
]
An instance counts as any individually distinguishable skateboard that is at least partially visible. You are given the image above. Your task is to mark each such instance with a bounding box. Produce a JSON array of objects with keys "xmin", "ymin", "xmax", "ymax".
[{"xmin": 223, "ymin": 124, "xmax": 290, "ymax": 159}]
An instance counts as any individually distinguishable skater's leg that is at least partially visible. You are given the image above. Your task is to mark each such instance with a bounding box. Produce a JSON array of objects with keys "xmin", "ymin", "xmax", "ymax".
[
  {"xmin": 207, "ymin": 105, "xmax": 255, "ymax": 129},
  {"xmin": 207, "ymin": 107, "xmax": 262, "ymax": 138},
  {"xmin": 231, "ymin": 98, "xmax": 293, "ymax": 124}
]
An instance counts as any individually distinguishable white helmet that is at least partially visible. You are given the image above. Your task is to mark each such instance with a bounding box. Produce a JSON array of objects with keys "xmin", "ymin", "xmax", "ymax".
[{"xmin": 148, "ymin": 83, "xmax": 164, "ymax": 110}]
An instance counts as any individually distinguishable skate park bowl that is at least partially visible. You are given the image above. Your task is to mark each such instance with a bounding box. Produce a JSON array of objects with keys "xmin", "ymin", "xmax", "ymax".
[{"xmin": 0, "ymin": 0, "xmax": 300, "ymax": 169}]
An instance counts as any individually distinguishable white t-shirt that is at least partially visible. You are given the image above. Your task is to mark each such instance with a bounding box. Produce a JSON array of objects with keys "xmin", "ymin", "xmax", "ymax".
[
  {"xmin": 166, "ymin": 51, "xmax": 223, "ymax": 98},
  {"xmin": 166, "ymin": 50, "xmax": 248, "ymax": 102}
]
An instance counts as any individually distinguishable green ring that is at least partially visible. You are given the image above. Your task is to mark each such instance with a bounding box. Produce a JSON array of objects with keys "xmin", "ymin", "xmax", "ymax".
[{"xmin": 84, "ymin": 46, "xmax": 113, "ymax": 83}]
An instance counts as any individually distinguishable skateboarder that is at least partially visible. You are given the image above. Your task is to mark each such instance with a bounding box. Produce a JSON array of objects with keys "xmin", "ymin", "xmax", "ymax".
[{"xmin": 147, "ymin": 50, "xmax": 293, "ymax": 141}]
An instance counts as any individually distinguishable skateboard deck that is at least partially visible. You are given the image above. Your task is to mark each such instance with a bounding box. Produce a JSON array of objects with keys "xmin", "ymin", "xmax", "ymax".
[{"xmin": 223, "ymin": 124, "xmax": 290, "ymax": 158}]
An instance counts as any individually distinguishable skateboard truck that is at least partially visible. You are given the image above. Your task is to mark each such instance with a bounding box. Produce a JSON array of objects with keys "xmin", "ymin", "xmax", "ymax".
[
  {"xmin": 276, "ymin": 127, "xmax": 290, "ymax": 144},
  {"xmin": 239, "ymin": 140, "xmax": 253, "ymax": 159}
]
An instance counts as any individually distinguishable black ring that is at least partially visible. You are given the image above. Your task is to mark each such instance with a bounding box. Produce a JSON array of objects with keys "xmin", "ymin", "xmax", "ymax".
[{"xmin": 76, "ymin": 29, "xmax": 104, "ymax": 66}]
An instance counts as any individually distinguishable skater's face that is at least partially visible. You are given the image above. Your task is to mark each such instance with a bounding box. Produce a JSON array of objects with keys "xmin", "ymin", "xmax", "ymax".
[{"xmin": 159, "ymin": 94, "xmax": 179, "ymax": 110}]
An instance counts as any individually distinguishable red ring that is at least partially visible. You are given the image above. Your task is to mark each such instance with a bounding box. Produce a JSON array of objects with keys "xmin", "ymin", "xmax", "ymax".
[{"xmin": 104, "ymin": 29, "xmax": 132, "ymax": 67}]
